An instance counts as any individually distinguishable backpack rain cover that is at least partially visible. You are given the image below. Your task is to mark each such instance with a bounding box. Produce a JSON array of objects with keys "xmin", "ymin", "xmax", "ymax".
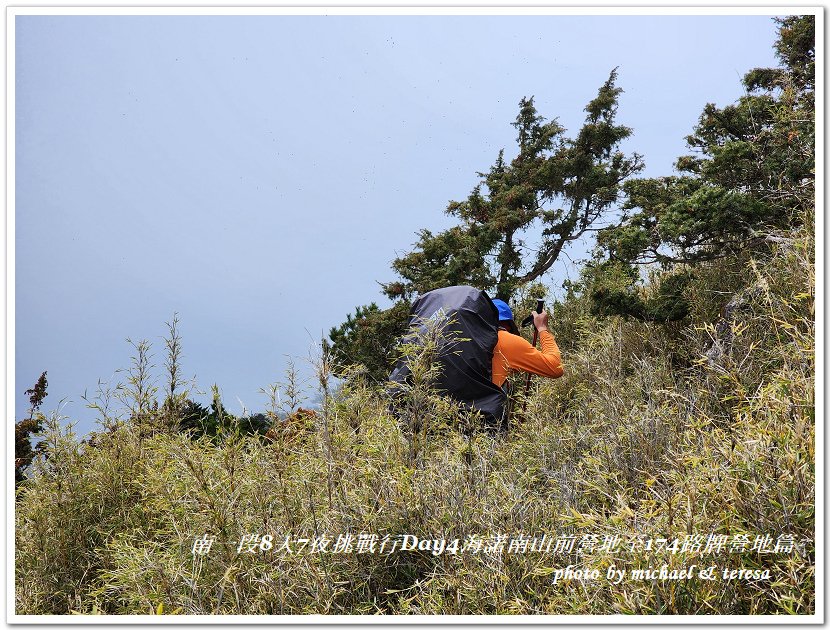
[{"xmin": 388, "ymin": 285, "xmax": 506, "ymax": 425}]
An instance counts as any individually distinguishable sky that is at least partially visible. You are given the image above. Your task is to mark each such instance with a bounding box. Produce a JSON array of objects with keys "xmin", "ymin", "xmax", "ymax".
[{"xmin": 13, "ymin": 10, "xmax": 784, "ymax": 436}]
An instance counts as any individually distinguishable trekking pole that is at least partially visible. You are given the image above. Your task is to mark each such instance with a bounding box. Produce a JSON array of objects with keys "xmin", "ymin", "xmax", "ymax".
[{"xmin": 520, "ymin": 298, "xmax": 545, "ymax": 409}]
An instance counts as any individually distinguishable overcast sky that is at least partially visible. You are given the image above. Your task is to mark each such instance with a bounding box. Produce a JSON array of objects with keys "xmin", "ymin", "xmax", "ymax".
[{"xmin": 14, "ymin": 11, "xmax": 783, "ymax": 435}]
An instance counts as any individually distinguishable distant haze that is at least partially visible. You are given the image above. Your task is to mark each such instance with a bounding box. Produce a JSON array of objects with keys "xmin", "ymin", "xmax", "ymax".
[{"xmin": 14, "ymin": 12, "xmax": 780, "ymax": 435}]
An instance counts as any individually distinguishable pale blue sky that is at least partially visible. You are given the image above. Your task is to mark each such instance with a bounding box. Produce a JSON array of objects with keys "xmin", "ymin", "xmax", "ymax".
[{"xmin": 15, "ymin": 13, "xmax": 781, "ymax": 434}]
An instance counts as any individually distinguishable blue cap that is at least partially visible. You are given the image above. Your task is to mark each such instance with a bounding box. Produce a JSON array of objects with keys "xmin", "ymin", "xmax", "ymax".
[{"xmin": 492, "ymin": 299, "xmax": 514, "ymax": 322}]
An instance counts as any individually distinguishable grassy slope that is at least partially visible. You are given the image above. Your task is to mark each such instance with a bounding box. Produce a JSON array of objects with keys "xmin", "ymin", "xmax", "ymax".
[{"xmin": 15, "ymin": 227, "xmax": 815, "ymax": 615}]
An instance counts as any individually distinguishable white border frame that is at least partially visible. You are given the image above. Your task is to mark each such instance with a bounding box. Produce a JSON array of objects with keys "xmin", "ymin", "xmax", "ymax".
[{"xmin": 6, "ymin": 4, "xmax": 823, "ymax": 625}]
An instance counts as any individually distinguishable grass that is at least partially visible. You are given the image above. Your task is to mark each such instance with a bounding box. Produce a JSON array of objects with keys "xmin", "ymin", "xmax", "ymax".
[{"xmin": 15, "ymin": 226, "xmax": 815, "ymax": 616}]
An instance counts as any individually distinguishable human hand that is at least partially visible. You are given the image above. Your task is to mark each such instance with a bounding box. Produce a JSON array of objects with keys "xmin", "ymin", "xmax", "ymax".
[{"xmin": 532, "ymin": 310, "xmax": 549, "ymax": 331}]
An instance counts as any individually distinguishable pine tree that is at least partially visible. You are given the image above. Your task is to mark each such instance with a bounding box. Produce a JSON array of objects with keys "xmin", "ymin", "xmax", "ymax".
[
  {"xmin": 330, "ymin": 71, "xmax": 643, "ymax": 377},
  {"xmin": 385, "ymin": 69, "xmax": 643, "ymax": 303},
  {"xmin": 591, "ymin": 16, "xmax": 815, "ymax": 321},
  {"xmin": 598, "ymin": 16, "xmax": 814, "ymax": 268}
]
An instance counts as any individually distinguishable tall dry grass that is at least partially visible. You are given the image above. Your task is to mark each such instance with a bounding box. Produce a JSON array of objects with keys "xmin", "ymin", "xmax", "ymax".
[{"xmin": 15, "ymin": 228, "xmax": 814, "ymax": 615}]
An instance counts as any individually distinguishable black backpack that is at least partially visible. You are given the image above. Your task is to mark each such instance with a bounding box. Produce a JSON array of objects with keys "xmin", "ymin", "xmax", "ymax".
[{"xmin": 388, "ymin": 285, "xmax": 506, "ymax": 428}]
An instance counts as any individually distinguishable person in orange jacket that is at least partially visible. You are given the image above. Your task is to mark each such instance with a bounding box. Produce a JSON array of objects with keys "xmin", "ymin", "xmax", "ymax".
[{"xmin": 490, "ymin": 299, "xmax": 564, "ymax": 388}]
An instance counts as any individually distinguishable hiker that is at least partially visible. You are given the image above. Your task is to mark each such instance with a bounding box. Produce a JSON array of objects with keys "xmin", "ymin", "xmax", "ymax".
[
  {"xmin": 490, "ymin": 299, "xmax": 564, "ymax": 388},
  {"xmin": 388, "ymin": 286, "xmax": 508, "ymax": 427},
  {"xmin": 388, "ymin": 286, "xmax": 563, "ymax": 429}
]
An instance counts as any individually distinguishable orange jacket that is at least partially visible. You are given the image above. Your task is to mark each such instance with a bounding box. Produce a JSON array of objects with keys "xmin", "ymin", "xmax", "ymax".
[{"xmin": 491, "ymin": 329, "xmax": 564, "ymax": 387}]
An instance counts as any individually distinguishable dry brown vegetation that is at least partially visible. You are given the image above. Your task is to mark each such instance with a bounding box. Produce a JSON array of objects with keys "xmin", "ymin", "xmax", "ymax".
[{"xmin": 15, "ymin": 227, "xmax": 814, "ymax": 615}]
